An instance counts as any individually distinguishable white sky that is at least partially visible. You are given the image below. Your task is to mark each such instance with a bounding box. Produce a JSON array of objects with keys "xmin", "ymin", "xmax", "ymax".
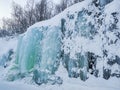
[
  {"xmin": 0, "ymin": 0, "xmax": 27, "ymax": 19},
  {"xmin": 0, "ymin": 0, "xmax": 60, "ymax": 27}
]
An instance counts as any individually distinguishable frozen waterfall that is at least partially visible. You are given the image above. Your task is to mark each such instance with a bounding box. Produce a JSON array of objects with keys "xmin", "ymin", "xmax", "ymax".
[{"xmin": 6, "ymin": 0, "xmax": 120, "ymax": 85}]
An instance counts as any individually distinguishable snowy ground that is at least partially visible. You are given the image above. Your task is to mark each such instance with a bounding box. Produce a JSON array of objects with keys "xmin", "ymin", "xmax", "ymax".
[
  {"xmin": 0, "ymin": 78, "xmax": 120, "ymax": 90},
  {"xmin": 0, "ymin": 63, "xmax": 120, "ymax": 90}
]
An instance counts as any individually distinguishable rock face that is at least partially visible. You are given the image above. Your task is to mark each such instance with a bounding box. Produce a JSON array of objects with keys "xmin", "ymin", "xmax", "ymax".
[{"xmin": 7, "ymin": 0, "xmax": 120, "ymax": 85}]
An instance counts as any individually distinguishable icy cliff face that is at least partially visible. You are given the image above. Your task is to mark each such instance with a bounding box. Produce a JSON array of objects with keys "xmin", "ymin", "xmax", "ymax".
[{"xmin": 6, "ymin": 0, "xmax": 120, "ymax": 85}]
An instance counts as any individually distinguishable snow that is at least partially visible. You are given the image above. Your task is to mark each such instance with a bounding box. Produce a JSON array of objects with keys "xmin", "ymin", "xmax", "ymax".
[
  {"xmin": 28, "ymin": 0, "xmax": 92, "ymax": 30},
  {"xmin": 105, "ymin": 0, "xmax": 120, "ymax": 14},
  {"xmin": 1, "ymin": 79, "xmax": 119, "ymax": 90},
  {"xmin": 63, "ymin": 35, "xmax": 103, "ymax": 58},
  {"xmin": 0, "ymin": 64, "xmax": 119, "ymax": 90},
  {"xmin": 0, "ymin": 38, "xmax": 17, "ymax": 56}
]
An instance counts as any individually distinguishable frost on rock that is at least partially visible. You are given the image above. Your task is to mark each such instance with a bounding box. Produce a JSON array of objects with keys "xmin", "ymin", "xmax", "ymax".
[{"xmin": 61, "ymin": 0, "xmax": 120, "ymax": 81}]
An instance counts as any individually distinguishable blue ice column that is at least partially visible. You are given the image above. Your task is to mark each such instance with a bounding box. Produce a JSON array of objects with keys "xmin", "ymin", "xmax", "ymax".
[{"xmin": 16, "ymin": 28, "xmax": 43, "ymax": 73}]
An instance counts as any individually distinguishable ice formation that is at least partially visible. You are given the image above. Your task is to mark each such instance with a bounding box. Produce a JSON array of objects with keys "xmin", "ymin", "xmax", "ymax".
[{"xmin": 5, "ymin": 0, "xmax": 120, "ymax": 85}]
